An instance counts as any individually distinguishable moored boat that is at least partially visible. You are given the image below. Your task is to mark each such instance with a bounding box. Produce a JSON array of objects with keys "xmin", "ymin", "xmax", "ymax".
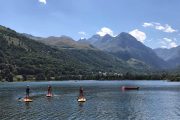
[{"xmin": 121, "ymin": 86, "xmax": 139, "ymax": 91}]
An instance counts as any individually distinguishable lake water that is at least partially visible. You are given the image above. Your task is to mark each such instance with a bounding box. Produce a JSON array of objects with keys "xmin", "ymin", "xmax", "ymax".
[{"xmin": 0, "ymin": 80, "xmax": 180, "ymax": 120}]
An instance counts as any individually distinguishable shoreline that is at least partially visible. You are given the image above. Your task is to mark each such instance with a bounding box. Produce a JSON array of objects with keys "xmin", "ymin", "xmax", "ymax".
[{"xmin": 1, "ymin": 79, "xmax": 176, "ymax": 83}]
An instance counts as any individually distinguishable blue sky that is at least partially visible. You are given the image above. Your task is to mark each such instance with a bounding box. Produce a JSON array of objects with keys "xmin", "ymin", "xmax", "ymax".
[{"xmin": 0, "ymin": 0, "xmax": 180, "ymax": 49}]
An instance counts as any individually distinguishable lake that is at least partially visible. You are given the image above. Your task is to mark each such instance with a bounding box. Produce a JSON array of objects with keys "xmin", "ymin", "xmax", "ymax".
[{"xmin": 0, "ymin": 80, "xmax": 180, "ymax": 120}]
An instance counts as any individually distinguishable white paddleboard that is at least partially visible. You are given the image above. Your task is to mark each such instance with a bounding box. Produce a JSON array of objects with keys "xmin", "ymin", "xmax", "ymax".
[
  {"xmin": 46, "ymin": 94, "xmax": 53, "ymax": 97},
  {"xmin": 23, "ymin": 98, "xmax": 33, "ymax": 102},
  {"xmin": 77, "ymin": 97, "xmax": 86, "ymax": 102}
]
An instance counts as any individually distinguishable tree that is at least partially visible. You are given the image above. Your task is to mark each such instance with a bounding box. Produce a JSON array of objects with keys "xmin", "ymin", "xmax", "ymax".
[{"xmin": 35, "ymin": 73, "xmax": 46, "ymax": 81}]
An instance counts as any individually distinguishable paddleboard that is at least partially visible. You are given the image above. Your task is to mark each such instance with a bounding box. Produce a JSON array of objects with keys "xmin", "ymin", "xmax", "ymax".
[
  {"xmin": 46, "ymin": 94, "xmax": 53, "ymax": 97},
  {"xmin": 23, "ymin": 98, "xmax": 33, "ymax": 102},
  {"xmin": 77, "ymin": 97, "xmax": 86, "ymax": 102}
]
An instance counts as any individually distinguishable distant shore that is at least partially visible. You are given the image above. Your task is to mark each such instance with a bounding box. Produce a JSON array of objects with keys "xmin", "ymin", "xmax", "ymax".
[{"xmin": 1, "ymin": 79, "xmax": 179, "ymax": 83}]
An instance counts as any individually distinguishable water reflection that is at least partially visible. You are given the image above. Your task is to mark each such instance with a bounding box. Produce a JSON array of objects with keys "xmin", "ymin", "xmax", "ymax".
[
  {"xmin": 25, "ymin": 102, "xmax": 31, "ymax": 109},
  {"xmin": 47, "ymin": 97, "xmax": 52, "ymax": 102},
  {"xmin": 78, "ymin": 102, "xmax": 84, "ymax": 107}
]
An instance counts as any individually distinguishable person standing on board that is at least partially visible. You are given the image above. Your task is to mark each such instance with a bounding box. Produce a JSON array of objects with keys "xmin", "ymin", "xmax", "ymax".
[
  {"xmin": 78, "ymin": 86, "xmax": 86, "ymax": 102},
  {"xmin": 48, "ymin": 85, "xmax": 52, "ymax": 95},
  {"xmin": 79, "ymin": 87, "xmax": 84, "ymax": 98},
  {"xmin": 26, "ymin": 85, "xmax": 30, "ymax": 98}
]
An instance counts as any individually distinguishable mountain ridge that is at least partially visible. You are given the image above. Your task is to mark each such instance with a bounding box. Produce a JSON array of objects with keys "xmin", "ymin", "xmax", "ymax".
[
  {"xmin": 0, "ymin": 25, "xmax": 152, "ymax": 81},
  {"xmin": 22, "ymin": 30, "xmax": 169, "ymax": 69},
  {"xmin": 80, "ymin": 32, "xmax": 168, "ymax": 69}
]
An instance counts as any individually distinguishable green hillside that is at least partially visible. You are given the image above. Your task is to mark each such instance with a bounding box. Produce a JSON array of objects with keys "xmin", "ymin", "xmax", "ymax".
[{"xmin": 0, "ymin": 25, "xmax": 150, "ymax": 81}]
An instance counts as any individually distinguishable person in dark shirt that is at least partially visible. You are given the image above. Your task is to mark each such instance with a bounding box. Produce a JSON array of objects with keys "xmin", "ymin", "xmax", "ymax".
[
  {"xmin": 26, "ymin": 85, "xmax": 30, "ymax": 98},
  {"xmin": 79, "ymin": 87, "xmax": 84, "ymax": 97},
  {"xmin": 48, "ymin": 85, "xmax": 52, "ymax": 95}
]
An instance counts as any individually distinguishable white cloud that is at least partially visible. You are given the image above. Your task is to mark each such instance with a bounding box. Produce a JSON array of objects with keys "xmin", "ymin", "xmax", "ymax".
[
  {"xmin": 163, "ymin": 24, "xmax": 176, "ymax": 33},
  {"xmin": 78, "ymin": 31, "xmax": 86, "ymax": 36},
  {"xmin": 39, "ymin": 0, "xmax": 46, "ymax": 4},
  {"xmin": 160, "ymin": 38, "xmax": 178, "ymax": 48},
  {"xmin": 155, "ymin": 25, "xmax": 165, "ymax": 30},
  {"xmin": 163, "ymin": 38, "xmax": 172, "ymax": 42},
  {"xmin": 142, "ymin": 22, "xmax": 177, "ymax": 33},
  {"xmin": 155, "ymin": 24, "xmax": 177, "ymax": 33},
  {"xmin": 129, "ymin": 29, "xmax": 146, "ymax": 43},
  {"xmin": 142, "ymin": 22, "xmax": 154, "ymax": 27},
  {"xmin": 161, "ymin": 46, "xmax": 168, "ymax": 48},
  {"xmin": 170, "ymin": 42, "xmax": 178, "ymax": 48},
  {"xmin": 78, "ymin": 31, "xmax": 87, "ymax": 39},
  {"xmin": 97, "ymin": 27, "xmax": 114, "ymax": 36}
]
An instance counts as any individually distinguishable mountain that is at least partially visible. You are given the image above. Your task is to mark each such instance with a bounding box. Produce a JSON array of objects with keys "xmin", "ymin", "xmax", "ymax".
[
  {"xmin": 82, "ymin": 32, "xmax": 167, "ymax": 69},
  {"xmin": 21, "ymin": 33, "xmax": 43, "ymax": 41},
  {"xmin": 0, "ymin": 25, "xmax": 150, "ymax": 81},
  {"xmin": 154, "ymin": 46, "xmax": 180, "ymax": 67},
  {"xmin": 154, "ymin": 48, "xmax": 179, "ymax": 61},
  {"xmin": 86, "ymin": 34, "xmax": 102, "ymax": 44},
  {"xmin": 37, "ymin": 36, "xmax": 95, "ymax": 49},
  {"xmin": 23, "ymin": 33, "xmax": 95, "ymax": 49}
]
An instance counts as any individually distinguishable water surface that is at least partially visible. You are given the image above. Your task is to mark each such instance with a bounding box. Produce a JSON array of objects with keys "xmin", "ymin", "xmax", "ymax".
[{"xmin": 0, "ymin": 80, "xmax": 180, "ymax": 120}]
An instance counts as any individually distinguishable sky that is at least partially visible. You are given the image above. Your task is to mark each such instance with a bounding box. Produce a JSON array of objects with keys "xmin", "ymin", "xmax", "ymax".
[{"xmin": 0, "ymin": 0, "xmax": 180, "ymax": 49}]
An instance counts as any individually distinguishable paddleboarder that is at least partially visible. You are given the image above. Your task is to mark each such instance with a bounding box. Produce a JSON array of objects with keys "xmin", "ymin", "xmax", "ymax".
[
  {"xmin": 26, "ymin": 85, "xmax": 30, "ymax": 98},
  {"xmin": 79, "ymin": 87, "xmax": 84, "ymax": 97},
  {"xmin": 47, "ymin": 85, "xmax": 52, "ymax": 95},
  {"xmin": 78, "ymin": 87, "xmax": 86, "ymax": 102}
]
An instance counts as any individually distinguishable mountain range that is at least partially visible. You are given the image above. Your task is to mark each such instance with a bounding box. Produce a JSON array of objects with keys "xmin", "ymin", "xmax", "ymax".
[
  {"xmin": 79, "ymin": 33, "xmax": 168, "ymax": 69},
  {"xmin": 20, "ymin": 27, "xmax": 180, "ymax": 70},
  {"xmin": 0, "ymin": 25, "xmax": 152, "ymax": 81},
  {"xmin": 40, "ymin": 36, "xmax": 95, "ymax": 49},
  {"xmin": 1, "ymin": 25, "xmax": 180, "ymax": 81}
]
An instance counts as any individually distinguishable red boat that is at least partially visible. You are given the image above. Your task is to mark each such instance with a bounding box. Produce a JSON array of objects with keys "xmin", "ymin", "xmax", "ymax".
[{"xmin": 121, "ymin": 86, "xmax": 139, "ymax": 91}]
